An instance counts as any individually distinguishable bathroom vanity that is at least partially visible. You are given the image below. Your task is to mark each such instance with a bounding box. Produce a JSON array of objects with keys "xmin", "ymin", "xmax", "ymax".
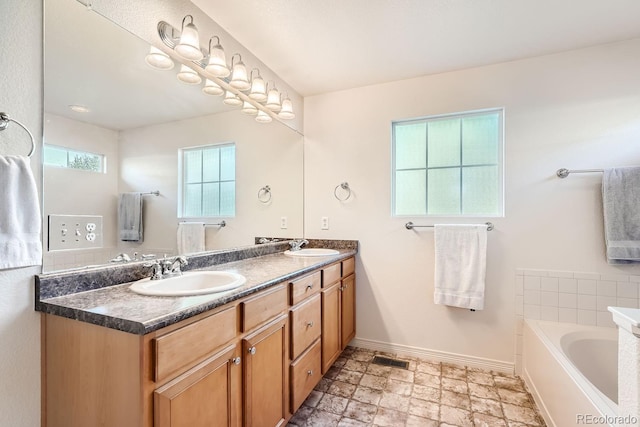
[{"xmin": 37, "ymin": 242, "xmax": 357, "ymax": 427}]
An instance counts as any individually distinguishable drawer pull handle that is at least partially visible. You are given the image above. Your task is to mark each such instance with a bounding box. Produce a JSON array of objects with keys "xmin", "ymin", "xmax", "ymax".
[
  {"xmin": 232, "ymin": 357, "xmax": 241, "ymax": 365},
  {"xmin": 306, "ymin": 284, "xmax": 314, "ymax": 291},
  {"xmin": 307, "ymin": 321, "xmax": 314, "ymax": 328},
  {"xmin": 248, "ymin": 346, "xmax": 256, "ymax": 355},
  {"xmin": 307, "ymin": 370, "xmax": 313, "ymax": 376}
]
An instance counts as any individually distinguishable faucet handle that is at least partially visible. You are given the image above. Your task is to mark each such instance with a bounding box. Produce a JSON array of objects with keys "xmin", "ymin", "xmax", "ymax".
[{"xmin": 143, "ymin": 260, "xmax": 163, "ymax": 280}]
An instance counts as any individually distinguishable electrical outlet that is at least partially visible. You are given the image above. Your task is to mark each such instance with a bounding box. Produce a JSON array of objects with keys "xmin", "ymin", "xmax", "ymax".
[
  {"xmin": 48, "ymin": 215, "xmax": 103, "ymax": 251},
  {"xmin": 280, "ymin": 216, "xmax": 288, "ymax": 229},
  {"xmin": 86, "ymin": 222, "xmax": 96, "ymax": 232},
  {"xmin": 321, "ymin": 217, "xmax": 329, "ymax": 230}
]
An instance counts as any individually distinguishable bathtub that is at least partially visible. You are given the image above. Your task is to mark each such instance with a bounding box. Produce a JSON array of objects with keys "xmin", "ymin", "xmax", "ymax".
[{"xmin": 523, "ymin": 320, "xmax": 618, "ymax": 427}]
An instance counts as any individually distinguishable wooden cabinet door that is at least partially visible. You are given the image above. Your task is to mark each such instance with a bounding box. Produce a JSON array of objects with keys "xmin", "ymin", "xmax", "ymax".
[
  {"xmin": 341, "ymin": 274, "xmax": 356, "ymax": 350},
  {"xmin": 154, "ymin": 343, "xmax": 241, "ymax": 427},
  {"xmin": 321, "ymin": 281, "xmax": 341, "ymax": 373},
  {"xmin": 243, "ymin": 314, "xmax": 288, "ymax": 427}
]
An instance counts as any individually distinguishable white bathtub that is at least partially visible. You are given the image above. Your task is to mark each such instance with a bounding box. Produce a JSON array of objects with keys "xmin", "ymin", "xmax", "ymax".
[{"xmin": 523, "ymin": 320, "xmax": 618, "ymax": 427}]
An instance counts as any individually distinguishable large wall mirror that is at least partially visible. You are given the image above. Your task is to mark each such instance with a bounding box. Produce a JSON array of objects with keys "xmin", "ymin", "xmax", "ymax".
[{"xmin": 43, "ymin": 0, "xmax": 304, "ymax": 272}]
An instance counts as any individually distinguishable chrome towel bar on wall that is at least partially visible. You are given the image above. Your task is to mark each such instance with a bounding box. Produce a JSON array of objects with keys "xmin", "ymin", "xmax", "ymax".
[
  {"xmin": 0, "ymin": 112, "xmax": 36, "ymax": 157},
  {"xmin": 405, "ymin": 222, "xmax": 494, "ymax": 231}
]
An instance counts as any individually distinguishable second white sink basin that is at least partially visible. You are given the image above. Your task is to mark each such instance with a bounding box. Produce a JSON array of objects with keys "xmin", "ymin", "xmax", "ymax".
[
  {"xmin": 284, "ymin": 248, "xmax": 340, "ymax": 257},
  {"xmin": 130, "ymin": 271, "xmax": 246, "ymax": 297}
]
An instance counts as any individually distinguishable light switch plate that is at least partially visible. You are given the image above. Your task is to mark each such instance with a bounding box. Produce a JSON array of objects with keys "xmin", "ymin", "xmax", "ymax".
[{"xmin": 48, "ymin": 214, "xmax": 103, "ymax": 251}]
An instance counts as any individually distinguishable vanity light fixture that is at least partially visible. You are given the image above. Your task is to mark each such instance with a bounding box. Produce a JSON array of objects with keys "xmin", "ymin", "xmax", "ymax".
[
  {"xmin": 241, "ymin": 101, "xmax": 258, "ymax": 115},
  {"xmin": 255, "ymin": 110, "xmax": 273, "ymax": 123},
  {"xmin": 174, "ymin": 15, "xmax": 203, "ymax": 61},
  {"xmin": 202, "ymin": 79, "xmax": 224, "ymax": 96},
  {"xmin": 177, "ymin": 64, "xmax": 202, "ymax": 84},
  {"xmin": 248, "ymin": 69, "xmax": 267, "ymax": 102},
  {"xmin": 222, "ymin": 90, "xmax": 242, "ymax": 106},
  {"xmin": 145, "ymin": 46, "xmax": 174, "ymax": 70},
  {"xmin": 229, "ymin": 54, "xmax": 251, "ymax": 91},
  {"xmin": 265, "ymin": 82, "xmax": 282, "ymax": 112},
  {"xmin": 278, "ymin": 93, "xmax": 295, "ymax": 120},
  {"xmin": 204, "ymin": 36, "xmax": 230, "ymax": 77}
]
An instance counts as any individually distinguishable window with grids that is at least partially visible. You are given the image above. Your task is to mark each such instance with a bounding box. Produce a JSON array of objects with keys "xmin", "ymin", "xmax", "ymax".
[
  {"xmin": 392, "ymin": 109, "xmax": 503, "ymax": 216},
  {"xmin": 180, "ymin": 143, "xmax": 236, "ymax": 218}
]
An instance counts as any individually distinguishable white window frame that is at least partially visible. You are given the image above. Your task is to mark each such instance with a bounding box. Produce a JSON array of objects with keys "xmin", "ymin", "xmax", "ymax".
[
  {"xmin": 178, "ymin": 142, "xmax": 236, "ymax": 219},
  {"xmin": 391, "ymin": 108, "xmax": 505, "ymax": 217},
  {"xmin": 43, "ymin": 143, "xmax": 106, "ymax": 173}
]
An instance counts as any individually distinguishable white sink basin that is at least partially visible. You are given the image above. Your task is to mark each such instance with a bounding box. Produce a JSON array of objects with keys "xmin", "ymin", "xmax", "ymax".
[
  {"xmin": 284, "ymin": 248, "xmax": 340, "ymax": 257},
  {"xmin": 130, "ymin": 271, "xmax": 246, "ymax": 297}
]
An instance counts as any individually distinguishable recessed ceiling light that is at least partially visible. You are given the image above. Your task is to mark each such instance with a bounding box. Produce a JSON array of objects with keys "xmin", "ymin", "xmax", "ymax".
[{"xmin": 69, "ymin": 105, "xmax": 90, "ymax": 113}]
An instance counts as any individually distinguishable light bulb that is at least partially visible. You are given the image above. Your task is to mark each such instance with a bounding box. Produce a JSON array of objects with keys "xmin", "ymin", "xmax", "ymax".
[
  {"xmin": 241, "ymin": 101, "xmax": 258, "ymax": 115},
  {"xmin": 205, "ymin": 37, "xmax": 230, "ymax": 78},
  {"xmin": 177, "ymin": 64, "xmax": 201, "ymax": 84},
  {"xmin": 223, "ymin": 90, "xmax": 242, "ymax": 106},
  {"xmin": 278, "ymin": 96, "xmax": 295, "ymax": 120},
  {"xmin": 229, "ymin": 54, "xmax": 251, "ymax": 91},
  {"xmin": 145, "ymin": 46, "xmax": 174, "ymax": 70},
  {"xmin": 175, "ymin": 15, "xmax": 203, "ymax": 61},
  {"xmin": 248, "ymin": 70, "xmax": 267, "ymax": 102},
  {"xmin": 265, "ymin": 84, "xmax": 282, "ymax": 112},
  {"xmin": 256, "ymin": 110, "xmax": 272, "ymax": 123},
  {"xmin": 203, "ymin": 79, "xmax": 223, "ymax": 96}
]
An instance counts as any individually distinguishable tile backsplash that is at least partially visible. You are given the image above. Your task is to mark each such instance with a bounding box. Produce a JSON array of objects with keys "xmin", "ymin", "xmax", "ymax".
[{"xmin": 514, "ymin": 268, "xmax": 640, "ymax": 373}]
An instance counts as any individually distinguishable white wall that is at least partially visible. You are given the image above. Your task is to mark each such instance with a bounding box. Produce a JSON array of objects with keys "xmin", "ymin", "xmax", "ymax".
[
  {"xmin": 304, "ymin": 39, "xmax": 640, "ymax": 366},
  {"xmin": 0, "ymin": 1, "xmax": 42, "ymax": 425},
  {"xmin": 118, "ymin": 110, "xmax": 304, "ymax": 253}
]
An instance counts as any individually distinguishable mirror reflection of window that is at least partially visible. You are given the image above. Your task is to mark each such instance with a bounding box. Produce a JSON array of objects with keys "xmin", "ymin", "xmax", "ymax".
[
  {"xmin": 43, "ymin": 144, "xmax": 105, "ymax": 173},
  {"xmin": 179, "ymin": 143, "xmax": 236, "ymax": 218}
]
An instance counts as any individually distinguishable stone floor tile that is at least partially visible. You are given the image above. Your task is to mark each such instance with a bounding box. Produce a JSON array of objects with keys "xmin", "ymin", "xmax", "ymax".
[
  {"xmin": 497, "ymin": 388, "xmax": 533, "ymax": 407},
  {"xmin": 408, "ymin": 397, "xmax": 439, "ymax": 420},
  {"xmin": 343, "ymin": 360, "xmax": 368, "ymax": 373},
  {"xmin": 414, "ymin": 372, "xmax": 441, "ymax": 388},
  {"xmin": 502, "ymin": 402, "xmax": 543, "ymax": 426},
  {"xmin": 411, "ymin": 384, "xmax": 440, "ymax": 402},
  {"xmin": 289, "ymin": 406, "xmax": 314, "ymax": 426},
  {"xmin": 406, "ymin": 414, "xmax": 439, "ymax": 427},
  {"xmin": 333, "ymin": 357, "xmax": 348, "ymax": 368},
  {"xmin": 389, "ymin": 367, "xmax": 415, "ymax": 383},
  {"xmin": 324, "ymin": 366, "xmax": 342, "ymax": 380},
  {"xmin": 416, "ymin": 361, "xmax": 441, "ymax": 376},
  {"xmin": 366, "ymin": 364, "xmax": 392, "ymax": 377},
  {"xmin": 351, "ymin": 351, "xmax": 374, "ymax": 363},
  {"xmin": 342, "ymin": 400, "xmax": 378, "ymax": 423},
  {"xmin": 468, "ymin": 382, "xmax": 500, "ymax": 400},
  {"xmin": 467, "ymin": 371, "xmax": 495, "ymax": 386},
  {"xmin": 327, "ymin": 381, "xmax": 357, "ymax": 398},
  {"xmin": 373, "ymin": 407, "xmax": 408, "ymax": 426},
  {"xmin": 493, "ymin": 375, "xmax": 526, "ymax": 392},
  {"xmin": 473, "ymin": 412, "xmax": 508, "ymax": 427},
  {"xmin": 337, "ymin": 418, "xmax": 369, "ymax": 427},
  {"xmin": 385, "ymin": 378, "xmax": 413, "ymax": 396},
  {"xmin": 305, "ymin": 409, "xmax": 341, "ymax": 427},
  {"xmin": 440, "ymin": 405, "xmax": 473, "ymax": 427},
  {"xmin": 442, "ymin": 364, "xmax": 467, "ymax": 380},
  {"xmin": 440, "ymin": 390, "xmax": 471, "ymax": 410},
  {"xmin": 441, "ymin": 377, "xmax": 468, "ymax": 394},
  {"xmin": 352, "ymin": 386, "xmax": 383, "ymax": 405},
  {"xmin": 303, "ymin": 390, "xmax": 324, "ymax": 408},
  {"xmin": 360, "ymin": 373, "xmax": 388, "ymax": 390},
  {"xmin": 470, "ymin": 395, "xmax": 503, "ymax": 417},
  {"xmin": 316, "ymin": 394, "xmax": 349, "ymax": 415},
  {"xmin": 335, "ymin": 369, "xmax": 364, "ymax": 385},
  {"xmin": 315, "ymin": 377, "xmax": 333, "ymax": 392},
  {"xmin": 379, "ymin": 391, "xmax": 410, "ymax": 412}
]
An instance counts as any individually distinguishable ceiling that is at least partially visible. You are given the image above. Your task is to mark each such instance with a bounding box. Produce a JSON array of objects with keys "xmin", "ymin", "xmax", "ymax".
[{"xmin": 192, "ymin": 0, "xmax": 640, "ymax": 97}]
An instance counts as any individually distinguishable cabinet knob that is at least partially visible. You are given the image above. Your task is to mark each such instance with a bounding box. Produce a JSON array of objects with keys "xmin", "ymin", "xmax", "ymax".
[
  {"xmin": 307, "ymin": 321, "xmax": 314, "ymax": 328},
  {"xmin": 306, "ymin": 284, "xmax": 314, "ymax": 291},
  {"xmin": 248, "ymin": 346, "xmax": 256, "ymax": 355},
  {"xmin": 343, "ymin": 284, "xmax": 348, "ymax": 290},
  {"xmin": 232, "ymin": 357, "xmax": 241, "ymax": 365},
  {"xmin": 307, "ymin": 370, "xmax": 313, "ymax": 376}
]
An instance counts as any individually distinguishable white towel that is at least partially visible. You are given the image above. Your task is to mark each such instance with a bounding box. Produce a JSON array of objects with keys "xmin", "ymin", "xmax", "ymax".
[
  {"xmin": 434, "ymin": 224, "xmax": 487, "ymax": 310},
  {"xmin": 0, "ymin": 156, "xmax": 42, "ymax": 269},
  {"xmin": 118, "ymin": 193, "xmax": 143, "ymax": 242},
  {"xmin": 602, "ymin": 167, "xmax": 640, "ymax": 264},
  {"xmin": 177, "ymin": 222, "xmax": 205, "ymax": 254}
]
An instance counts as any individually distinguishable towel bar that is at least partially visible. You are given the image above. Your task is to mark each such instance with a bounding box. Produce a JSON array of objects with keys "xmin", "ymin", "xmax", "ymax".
[
  {"xmin": 0, "ymin": 112, "xmax": 35, "ymax": 157},
  {"xmin": 405, "ymin": 222, "xmax": 494, "ymax": 231}
]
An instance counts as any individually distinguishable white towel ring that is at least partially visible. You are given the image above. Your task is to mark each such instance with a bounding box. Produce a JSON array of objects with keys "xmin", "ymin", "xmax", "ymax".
[
  {"xmin": 0, "ymin": 112, "xmax": 35, "ymax": 157},
  {"xmin": 258, "ymin": 185, "xmax": 271, "ymax": 203},
  {"xmin": 334, "ymin": 182, "xmax": 352, "ymax": 201}
]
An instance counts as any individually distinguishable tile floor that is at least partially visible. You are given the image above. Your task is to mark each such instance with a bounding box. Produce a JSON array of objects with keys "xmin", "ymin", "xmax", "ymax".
[{"xmin": 288, "ymin": 346, "xmax": 546, "ymax": 427}]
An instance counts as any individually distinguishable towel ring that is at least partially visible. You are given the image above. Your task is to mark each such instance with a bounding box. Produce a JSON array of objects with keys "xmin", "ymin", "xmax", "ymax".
[
  {"xmin": 258, "ymin": 185, "xmax": 271, "ymax": 203},
  {"xmin": 334, "ymin": 182, "xmax": 352, "ymax": 201},
  {"xmin": 0, "ymin": 112, "xmax": 35, "ymax": 157}
]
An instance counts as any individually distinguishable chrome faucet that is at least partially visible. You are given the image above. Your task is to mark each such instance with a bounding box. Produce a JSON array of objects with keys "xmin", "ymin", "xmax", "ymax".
[
  {"xmin": 289, "ymin": 239, "xmax": 309, "ymax": 251},
  {"xmin": 144, "ymin": 260, "xmax": 163, "ymax": 280},
  {"xmin": 110, "ymin": 253, "xmax": 131, "ymax": 263},
  {"xmin": 162, "ymin": 256, "xmax": 188, "ymax": 278}
]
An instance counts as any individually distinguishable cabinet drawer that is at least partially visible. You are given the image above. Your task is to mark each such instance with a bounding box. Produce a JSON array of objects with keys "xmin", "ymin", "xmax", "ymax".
[
  {"xmin": 322, "ymin": 262, "xmax": 341, "ymax": 287},
  {"xmin": 154, "ymin": 306, "xmax": 237, "ymax": 383},
  {"xmin": 290, "ymin": 294, "xmax": 321, "ymax": 359},
  {"xmin": 343, "ymin": 257, "xmax": 355, "ymax": 277},
  {"xmin": 290, "ymin": 339, "xmax": 322, "ymax": 413},
  {"xmin": 290, "ymin": 271, "xmax": 321, "ymax": 305},
  {"xmin": 242, "ymin": 285, "xmax": 287, "ymax": 332}
]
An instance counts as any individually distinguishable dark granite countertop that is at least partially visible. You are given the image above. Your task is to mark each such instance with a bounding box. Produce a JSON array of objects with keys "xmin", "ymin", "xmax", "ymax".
[{"xmin": 37, "ymin": 245, "xmax": 357, "ymax": 335}]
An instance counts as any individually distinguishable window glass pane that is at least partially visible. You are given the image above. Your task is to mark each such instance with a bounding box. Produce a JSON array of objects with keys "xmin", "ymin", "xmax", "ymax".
[
  {"xmin": 394, "ymin": 122, "xmax": 426, "ymax": 170},
  {"xmin": 184, "ymin": 150, "xmax": 202, "ymax": 184},
  {"xmin": 220, "ymin": 181, "xmax": 236, "ymax": 216},
  {"xmin": 202, "ymin": 147, "xmax": 220, "ymax": 182},
  {"xmin": 202, "ymin": 182, "xmax": 220, "ymax": 216},
  {"xmin": 220, "ymin": 145, "xmax": 235, "ymax": 181},
  {"xmin": 67, "ymin": 149, "xmax": 101, "ymax": 172},
  {"xmin": 43, "ymin": 145, "xmax": 68, "ymax": 168},
  {"xmin": 427, "ymin": 118, "xmax": 461, "ymax": 167},
  {"xmin": 184, "ymin": 183, "xmax": 202, "ymax": 217},
  {"xmin": 462, "ymin": 166, "xmax": 500, "ymax": 215},
  {"xmin": 395, "ymin": 170, "xmax": 426, "ymax": 215},
  {"xmin": 462, "ymin": 113, "xmax": 499, "ymax": 165},
  {"xmin": 427, "ymin": 168, "xmax": 460, "ymax": 215}
]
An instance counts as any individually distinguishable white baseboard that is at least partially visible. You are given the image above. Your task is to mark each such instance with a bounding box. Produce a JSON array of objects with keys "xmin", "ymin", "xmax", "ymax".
[{"xmin": 350, "ymin": 337, "xmax": 514, "ymax": 374}]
